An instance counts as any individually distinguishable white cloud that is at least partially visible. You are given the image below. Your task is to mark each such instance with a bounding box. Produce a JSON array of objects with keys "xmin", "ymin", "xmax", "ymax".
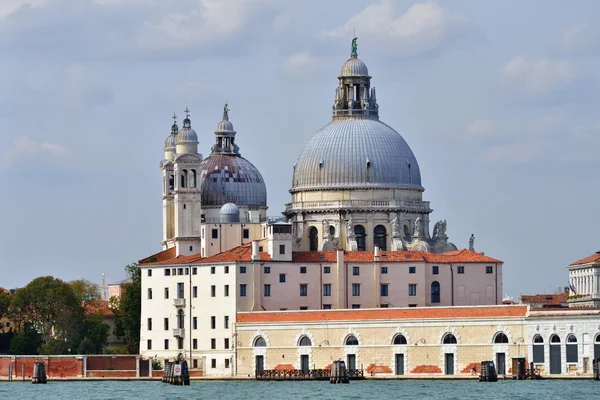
[
  {"xmin": 323, "ymin": 1, "xmax": 478, "ymax": 58},
  {"xmin": 485, "ymin": 143, "xmax": 542, "ymax": 165},
  {"xmin": 0, "ymin": 0, "xmax": 49, "ymax": 19},
  {"xmin": 2, "ymin": 136, "xmax": 70, "ymax": 167},
  {"xmin": 466, "ymin": 120, "xmax": 494, "ymax": 138},
  {"xmin": 560, "ymin": 24, "xmax": 600, "ymax": 55},
  {"xmin": 501, "ymin": 56, "xmax": 575, "ymax": 95},
  {"xmin": 282, "ymin": 51, "xmax": 324, "ymax": 77}
]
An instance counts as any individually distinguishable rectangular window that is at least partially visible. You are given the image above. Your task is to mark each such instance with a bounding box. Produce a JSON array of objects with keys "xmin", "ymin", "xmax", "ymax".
[
  {"xmin": 533, "ymin": 345, "xmax": 544, "ymax": 363},
  {"xmin": 300, "ymin": 284, "xmax": 308, "ymax": 296},
  {"xmin": 147, "ymin": 318, "xmax": 152, "ymax": 331},
  {"xmin": 408, "ymin": 304, "xmax": 417, "ymax": 307},
  {"xmin": 300, "ymin": 266, "xmax": 307, "ymax": 274},
  {"xmin": 353, "ymin": 266, "xmax": 360, "ymax": 276},
  {"xmin": 192, "ymin": 267, "xmax": 197, "ymax": 275},
  {"xmin": 147, "ymin": 269, "xmax": 152, "ymax": 277},
  {"xmin": 147, "ymin": 339, "xmax": 152, "ymax": 350},
  {"xmin": 164, "ymin": 269, "xmax": 171, "ymax": 276},
  {"xmin": 323, "ymin": 266, "xmax": 331, "ymax": 274},
  {"xmin": 279, "ymin": 244, "xmax": 285, "ymax": 255},
  {"xmin": 352, "ymin": 304, "xmax": 361, "ymax": 309},
  {"xmin": 211, "ymin": 359, "xmax": 216, "ymax": 368},
  {"xmin": 224, "ymin": 316, "xmax": 229, "ymax": 329},
  {"xmin": 380, "ymin": 304, "xmax": 389, "ymax": 308},
  {"xmin": 264, "ymin": 284, "xmax": 271, "ymax": 297},
  {"xmin": 178, "ymin": 268, "xmax": 183, "ymax": 275},
  {"xmin": 409, "ymin": 266, "xmax": 416, "ymax": 274},
  {"xmin": 264, "ymin": 266, "xmax": 271, "ymax": 274},
  {"xmin": 211, "ymin": 285, "xmax": 216, "ymax": 297},
  {"xmin": 323, "ymin": 304, "xmax": 332, "ymax": 309},
  {"xmin": 211, "ymin": 338, "xmax": 216, "ymax": 350},
  {"xmin": 172, "ymin": 268, "xmax": 176, "ymax": 276},
  {"xmin": 240, "ymin": 266, "xmax": 246, "ymax": 274},
  {"xmin": 279, "ymin": 273, "xmax": 286, "ymax": 283},
  {"xmin": 409, "ymin": 284, "xmax": 417, "ymax": 296},
  {"xmin": 224, "ymin": 338, "xmax": 230, "ymax": 349},
  {"xmin": 300, "ymin": 306, "xmax": 308, "ymax": 310},
  {"xmin": 224, "ymin": 285, "xmax": 229, "ymax": 297},
  {"xmin": 193, "ymin": 286, "xmax": 198, "ymax": 298},
  {"xmin": 211, "ymin": 316, "xmax": 216, "ymax": 329},
  {"xmin": 457, "ymin": 285, "xmax": 465, "ymax": 298},
  {"xmin": 211, "ymin": 266, "xmax": 216, "ymax": 274},
  {"xmin": 193, "ymin": 339, "xmax": 198, "ymax": 350},
  {"xmin": 147, "ymin": 288, "xmax": 152, "ymax": 299},
  {"xmin": 240, "ymin": 284, "xmax": 247, "ymax": 297},
  {"xmin": 193, "ymin": 359, "xmax": 198, "ymax": 369},
  {"xmin": 381, "ymin": 267, "xmax": 388, "ymax": 274},
  {"xmin": 380, "ymin": 284, "xmax": 389, "ymax": 297},
  {"xmin": 566, "ymin": 343, "xmax": 578, "ymax": 363},
  {"xmin": 323, "ymin": 284, "xmax": 331, "ymax": 297},
  {"xmin": 224, "ymin": 266, "xmax": 229, "ymax": 274},
  {"xmin": 243, "ymin": 229, "xmax": 249, "ymax": 239},
  {"xmin": 177, "ymin": 282, "xmax": 184, "ymax": 298},
  {"xmin": 457, "ymin": 266, "xmax": 465, "ymax": 274},
  {"xmin": 432, "ymin": 266, "xmax": 439, "ymax": 275},
  {"xmin": 185, "ymin": 268, "xmax": 189, "ymax": 275},
  {"xmin": 352, "ymin": 283, "xmax": 360, "ymax": 297},
  {"xmin": 212, "ymin": 229, "xmax": 218, "ymax": 239},
  {"xmin": 193, "ymin": 317, "xmax": 197, "ymax": 330},
  {"xmin": 225, "ymin": 359, "xmax": 230, "ymax": 369},
  {"xmin": 164, "ymin": 339, "xmax": 169, "ymax": 350},
  {"xmin": 486, "ymin": 285, "xmax": 494, "ymax": 298},
  {"xmin": 486, "ymin": 266, "xmax": 493, "ymax": 274},
  {"xmin": 164, "ymin": 318, "xmax": 169, "ymax": 330}
]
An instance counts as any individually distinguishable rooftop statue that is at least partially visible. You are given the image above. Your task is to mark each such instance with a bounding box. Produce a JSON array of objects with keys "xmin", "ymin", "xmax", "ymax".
[{"xmin": 351, "ymin": 37, "xmax": 358, "ymax": 58}]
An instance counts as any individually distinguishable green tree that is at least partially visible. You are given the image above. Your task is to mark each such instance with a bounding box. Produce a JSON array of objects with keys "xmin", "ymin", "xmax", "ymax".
[
  {"xmin": 0, "ymin": 291, "xmax": 10, "ymax": 331},
  {"xmin": 110, "ymin": 263, "xmax": 141, "ymax": 354},
  {"xmin": 75, "ymin": 317, "xmax": 109, "ymax": 354},
  {"xmin": 11, "ymin": 276, "xmax": 83, "ymax": 343},
  {"xmin": 8, "ymin": 323, "xmax": 42, "ymax": 355},
  {"xmin": 77, "ymin": 337, "xmax": 96, "ymax": 354},
  {"xmin": 69, "ymin": 279, "xmax": 101, "ymax": 304}
]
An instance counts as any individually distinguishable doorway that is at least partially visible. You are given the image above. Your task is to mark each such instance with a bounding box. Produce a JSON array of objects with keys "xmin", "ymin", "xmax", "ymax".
[
  {"xmin": 347, "ymin": 354, "xmax": 356, "ymax": 370},
  {"xmin": 496, "ymin": 353, "xmax": 506, "ymax": 375},
  {"xmin": 550, "ymin": 344, "xmax": 562, "ymax": 374},
  {"xmin": 300, "ymin": 355, "xmax": 309, "ymax": 372},
  {"xmin": 395, "ymin": 354, "xmax": 404, "ymax": 375},
  {"xmin": 445, "ymin": 353, "xmax": 454, "ymax": 375},
  {"xmin": 255, "ymin": 355, "xmax": 264, "ymax": 374}
]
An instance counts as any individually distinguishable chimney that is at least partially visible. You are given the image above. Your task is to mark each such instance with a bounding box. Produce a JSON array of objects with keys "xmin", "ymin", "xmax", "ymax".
[
  {"xmin": 251, "ymin": 240, "xmax": 260, "ymax": 261},
  {"xmin": 374, "ymin": 245, "xmax": 380, "ymax": 262}
]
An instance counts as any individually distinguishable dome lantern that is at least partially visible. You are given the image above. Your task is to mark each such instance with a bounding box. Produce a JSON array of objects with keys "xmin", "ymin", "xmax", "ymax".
[{"xmin": 175, "ymin": 107, "xmax": 199, "ymax": 155}]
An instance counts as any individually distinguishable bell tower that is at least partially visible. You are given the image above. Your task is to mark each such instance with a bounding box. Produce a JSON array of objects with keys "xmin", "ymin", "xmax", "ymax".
[{"xmin": 161, "ymin": 114, "xmax": 178, "ymax": 249}]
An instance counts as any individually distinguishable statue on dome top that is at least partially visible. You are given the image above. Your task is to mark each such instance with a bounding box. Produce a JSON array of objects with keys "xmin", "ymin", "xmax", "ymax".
[{"xmin": 351, "ymin": 37, "xmax": 358, "ymax": 58}]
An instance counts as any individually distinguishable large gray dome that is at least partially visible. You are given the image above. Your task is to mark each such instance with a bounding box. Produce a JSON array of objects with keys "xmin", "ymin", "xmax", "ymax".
[{"xmin": 291, "ymin": 118, "xmax": 422, "ymax": 192}]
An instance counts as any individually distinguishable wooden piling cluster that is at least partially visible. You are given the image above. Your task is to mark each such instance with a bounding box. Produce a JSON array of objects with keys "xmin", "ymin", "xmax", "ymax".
[
  {"xmin": 32, "ymin": 362, "xmax": 47, "ymax": 384},
  {"xmin": 330, "ymin": 360, "xmax": 349, "ymax": 384},
  {"xmin": 162, "ymin": 360, "xmax": 190, "ymax": 385},
  {"xmin": 593, "ymin": 358, "xmax": 600, "ymax": 381},
  {"xmin": 479, "ymin": 361, "xmax": 498, "ymax": 382}
]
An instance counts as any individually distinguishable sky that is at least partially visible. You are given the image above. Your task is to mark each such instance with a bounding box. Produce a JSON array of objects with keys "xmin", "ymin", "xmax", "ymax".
[{"xmin": 1, "ymin": 0, "xmax": 599, "ymax": 298}]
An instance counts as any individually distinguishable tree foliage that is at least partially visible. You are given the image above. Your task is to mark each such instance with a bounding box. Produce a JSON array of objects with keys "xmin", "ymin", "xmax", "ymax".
[
  {"xmin": 69, "ymin": 279, "xmax": 101, "ymax": 304},
  {"xmin": 110, "ymin": 263, "xmax": 141, "ymax": 354},
  {"xmin": 8, "ymin": 323, "xmax": 42, "ymax": 355},
  {"xmin": 0, "ymin": 291, "xmax": 10, "ymax": 320}
]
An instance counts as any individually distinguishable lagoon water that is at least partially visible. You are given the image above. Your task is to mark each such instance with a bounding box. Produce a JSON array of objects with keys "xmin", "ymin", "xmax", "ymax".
[{"xmin": 0, "ymin": 379, "xmax": 595, "ymax": 399}]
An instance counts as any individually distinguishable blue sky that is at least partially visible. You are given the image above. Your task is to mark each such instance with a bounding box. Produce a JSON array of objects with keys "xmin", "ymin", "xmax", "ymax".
[{"xmin": 1, "ymin": 0, "xmax": 599, "ymax": 298}]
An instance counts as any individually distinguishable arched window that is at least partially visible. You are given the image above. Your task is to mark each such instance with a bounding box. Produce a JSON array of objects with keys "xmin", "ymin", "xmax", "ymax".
[
  {"xmin": 408, "ymin": 163, "xmax": 412, "ymax": 184},
  {"xmin": 345, "ymin": 335, "xmax": 358, "ymax": 346},
  {"xmin": 533, "ymin": 335, "xmax": 544, "ymax": 363},
  {"xmin": 550, "ymin": 335, "xmax": 561, "ymax": 344},
  {"xmin": 403, "ymin": 225, "xmax": 410, "ymax": 241},
  {"xmin": 566, "ymin": 335, "xmax": 578, "ymax": 363},
  {"xmin": 393, "ymin": 334, "xmax": 407, "ymax": 345},
  {"xmin": 431, "ymin": 281, "xmax": 440, "ymax": 303},
  {"xmin": 177, "ymin": 309, "xmax": 184, "ymax": 329},
  {"xmin": 329, "ymin": 226, "xmax": 335, "ymax": 236},
  {"xmin": 190, "ymin": 169, "xmax": 197, "ymax": 188},
  {"xmin": 254, "ymin": 337, "xmax": 266, "ymax": 347},
  {"xmin": 443, "ymin": 334, "xmax": 457, "ymax": 344},
  {"xmin": 354, "ymin": 225, "xmax": 366, "ymax": 251},
  {"xmin": 298, "ymin": 336, "xmax": 312, "ymax": 346},
  {"xmin": 169, "ymin": 175, "xmax": 174, "ymax": 191},
  {"xmin": 309, "ymin": 227, "xmax": 318, "ymax": 251},
  {"xmin": 373, "ymin": 225, "xmax": 387, "ymax": 251},
  {"xmin": 494, "ymin": 333, "xmax": 509, "ymax": 344}
]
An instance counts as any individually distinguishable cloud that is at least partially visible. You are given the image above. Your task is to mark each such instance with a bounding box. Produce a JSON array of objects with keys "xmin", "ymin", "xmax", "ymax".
[
  {"xmin": 282, "ymin": 51, "xmax": 325, "ymax": 77},
  {"xmin": 0, "ymin": 0, "xmax": 49, "ymax": 19},
  {"xmin": 485, "ymin": 143, "xmax": 542, "ymax": 165},
  {"xmin": 323, "ymin": 1, "xmax": 479, "ymax": 59},
  {"xmin": 466, "ymin": 120, "xmax": 494, "ymax": 138},
  {"xmin": 560, "ymin": 24, "xmax": 600, "ymax": 55},
  {"xmin": 501, "ymin": 56, "xmax": 575, "ymax": 95},
  {"xmin": 2, "ymin": 136, "xmax": 70, "ymax": 167}
]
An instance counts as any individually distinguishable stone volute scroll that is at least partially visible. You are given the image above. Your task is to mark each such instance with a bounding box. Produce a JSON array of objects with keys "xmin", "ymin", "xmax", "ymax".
[
  {"xmin": 390, "ymin": 216, "xmax": 405, "ymax": 251},
  {"xmin": 346, "ymin": 217, "xmax": 358, "ymax": 251}
]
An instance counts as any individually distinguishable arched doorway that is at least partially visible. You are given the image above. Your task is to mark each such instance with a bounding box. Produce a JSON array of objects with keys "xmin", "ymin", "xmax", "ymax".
[
  {"xmin": 393, "ymin": 334, "xmax": 407, "ymax": 375},
  {"xmin": 442, "ymin": 333, "xmax": 457, "ymax": 375},
  {"xmin": 373, "ymin": 225, "xmax": 387, "ymax": 251},
  {"xmin": 298, "ymin": 336, "xmax": 312, "ymax": 372},
  {"xmin": 254, "ymin": 336, "xmax": 266, "ymax": 374},
  {"xmin": 494, "ymin": 333, "xmax": 509, "ymax": 375},
  {"xmin": 550, "ymin": 335, "xmax": 561, "ymax": 374},
  {"xmin": 344, "ymin": 335, "xmax": 359, "ymax": 370},
  {"xmin": 566, "ymin": 335, "xmax": 578, "ymax": 364},
  {"xmin": 533, "ymin": 335, "xmax": 544, "ymax": 365},
  {"xmin": 354, "ymin": 225, "xmax": 366, "ymax": 251},
  {"xmin": 595, "ymin": 335, "xmax": 600, "ymax": 362},
  {"xmin": 309, "ymin": 227, "xmax": 318, "ymax": 251}
]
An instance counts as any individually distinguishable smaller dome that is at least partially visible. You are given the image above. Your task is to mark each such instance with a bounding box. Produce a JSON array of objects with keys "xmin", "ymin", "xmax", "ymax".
[
  {"xmin": 220, "ymin": 203, "xmax": 240, "ymax": 223},
  {"xmin": 216, "ymin": 119, "xmax": 235, "ymax": 133},
  {"xmin": 340, "ymin": 58, "xmax": 369, "ymax": 77},
  {"xmin": 176, "ymin": 117, "xmax": 199, "ymax": 145}
]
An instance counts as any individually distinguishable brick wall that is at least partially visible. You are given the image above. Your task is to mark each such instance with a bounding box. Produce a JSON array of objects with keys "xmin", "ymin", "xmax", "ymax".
[{"xmin": 0, "ymin": 355, "xmax": 139, "ymax": 378}]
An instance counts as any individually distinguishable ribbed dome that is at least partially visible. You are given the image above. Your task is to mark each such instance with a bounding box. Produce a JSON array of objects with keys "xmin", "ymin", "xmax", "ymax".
[
  {"xmin": 199, "ymin": 154, "xmax": 267, "ymax": 207},
  {"xmin": 216, "ymin": 119, "xmax": 235, "ymax": 133},
  {"xmin": 291, "ymin": 118, "xmax": 421, "ymax": 191},
  {"xmin": 164, "ymin": 122, "xmax": 178, "ymax": 151},
  {"xmin": 340, "ymin": 58, "xmax": 369, "ymax": 77},
  {"xmin": 176, "ymin": 117, "xmax": 198, "ymax": 144}
]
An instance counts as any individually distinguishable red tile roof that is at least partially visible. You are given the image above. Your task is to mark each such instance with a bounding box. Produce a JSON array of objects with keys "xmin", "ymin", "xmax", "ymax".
[
  {"xmin": 237, "ymin": 305, "xmax": 527, "ymax": 324},
  {"xmin": 83, "ymin": 300, "xmax": 114, "ymax": 317},
  {"xmin": 148, "ymin": 245, "xmax": 501, "ymax": 266},
  {"xmin": 0, "ymin": 286, "xmax": 10, "ymax": 295},
  {"xmin": 520, "ymin": 292, "xmax": 568, "ymax": 307},
  {"xmin": 139, "ymin": 247, "xmax": 177, "ymax": 264},
  {"xmin": 570, "ymin": 250, "xmax": 600, "ymax": 266}
]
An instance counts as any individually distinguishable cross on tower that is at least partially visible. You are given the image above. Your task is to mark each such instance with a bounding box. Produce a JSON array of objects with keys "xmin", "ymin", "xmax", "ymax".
[
  {"xmin": 172, "ymin": 113, "xmax": 177, "ymax": 124},
  {"xmin": 184, "ymin": 107, "xmax": 190, "ymax": 118}
]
